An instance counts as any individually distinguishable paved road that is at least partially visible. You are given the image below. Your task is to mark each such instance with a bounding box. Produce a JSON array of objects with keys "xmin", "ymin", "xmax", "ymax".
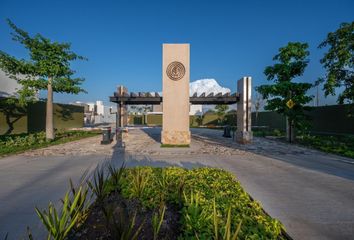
[
  {"xmin": 0, "ymin": 136, "xmax": 111, "ymax": 239},
  {"xmin": 1, "ymin": 128, "xmax": 354, "ymax": 239}
]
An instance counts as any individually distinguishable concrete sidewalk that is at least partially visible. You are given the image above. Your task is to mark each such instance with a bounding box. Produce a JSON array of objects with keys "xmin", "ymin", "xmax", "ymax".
[{"xmin": 0, "ymin": 136, "xmax": 113, "ymax": 239}]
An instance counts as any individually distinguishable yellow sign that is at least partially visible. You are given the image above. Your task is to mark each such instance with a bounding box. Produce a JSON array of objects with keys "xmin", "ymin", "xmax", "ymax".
[{"xmin": 286, "ymin": 99, "xmax": 295, "ymax": 109}]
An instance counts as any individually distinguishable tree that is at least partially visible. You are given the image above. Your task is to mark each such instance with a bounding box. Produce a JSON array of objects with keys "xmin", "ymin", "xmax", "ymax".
[
  {"xmin": 215, "ymin": 104, "xmax": 229, "ymax": 125},
  {"xmin": 318, "ymin": 22, "xmax": 354, "ymax": 106},
  {"xmin": 256, "ymin": 42, "xmax": 313, "ymax": 142},
  {"xmin": 0, "ymin": 20, "xmax": 86, "ymax": 140}
]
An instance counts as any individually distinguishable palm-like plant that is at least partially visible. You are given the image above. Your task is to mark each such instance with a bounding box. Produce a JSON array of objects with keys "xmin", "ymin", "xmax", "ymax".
[{"xmin": 35, "ymin": 187, "xmax": 85, "ymax": 240}]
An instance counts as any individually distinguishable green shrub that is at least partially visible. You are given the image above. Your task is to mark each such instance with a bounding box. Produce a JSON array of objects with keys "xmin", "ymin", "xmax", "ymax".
[
  {"xmin": 0, "ymin": 130, "xmax": 100, "ymax": 156},
  {"xmin": 119, "ymin": 167, "xmax": 285, "ymax": 239},
  {"xmin": 31, "ymin": 165, "xmax": 287, "ymax": 239},
  {"xmin": 297, "ymin": 134, "xmax": 354, "ymax": 158}
]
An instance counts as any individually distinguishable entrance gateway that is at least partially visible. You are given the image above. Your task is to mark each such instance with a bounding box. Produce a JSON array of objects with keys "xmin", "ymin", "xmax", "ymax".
[{"xmin": 110, "ymin": 44, "xmax": 253, "ymax": 144}]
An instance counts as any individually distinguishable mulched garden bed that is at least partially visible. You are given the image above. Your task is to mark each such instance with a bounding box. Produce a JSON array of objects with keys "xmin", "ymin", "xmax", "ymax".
[{"xmin": 69, "ymin": 192, "xmax": 180, "ymax": 240}]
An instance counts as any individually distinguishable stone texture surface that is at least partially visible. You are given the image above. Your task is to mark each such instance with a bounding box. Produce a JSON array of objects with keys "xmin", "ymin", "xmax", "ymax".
[
  {"xmin": 236, "ymin": 131, "xmax": 253, "ymax": 144},
  {"xmin": 162, "ymin": 44, "xmax": 190, "ymax": 145},
  {"xmin": 161, "ymin": 130, "xmax": 191, "ymax": 145},
  {"xmin": 18, "ymin": 135, "xmax": 118, "ymax": 157}
]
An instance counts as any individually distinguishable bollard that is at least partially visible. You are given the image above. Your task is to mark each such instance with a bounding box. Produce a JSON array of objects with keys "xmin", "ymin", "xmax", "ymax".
[
  {"xmin": 101, "ymin": 127, "xmax": 112, "ymax": 144},
  {"xmin": 223, "ymin": 125, "xmax": 232, "ymax": 138}
]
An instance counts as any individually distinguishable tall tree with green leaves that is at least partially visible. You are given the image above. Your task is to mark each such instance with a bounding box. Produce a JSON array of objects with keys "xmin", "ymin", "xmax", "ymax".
[
  {"xmin": 256, "ymin": 42, "xmax": 313, "ymax": 142},
  {"xmin": 0, "ymin": 20, "xmax": 86, "ymax": 140},
  {"xmin": 318, "ymin": 22, "xmax": 353, "ymax": 107}
]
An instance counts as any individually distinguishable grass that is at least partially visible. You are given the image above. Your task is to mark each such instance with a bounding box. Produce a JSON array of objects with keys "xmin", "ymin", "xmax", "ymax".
[
  {"xmin": 160, "ymin": 144, "xmax": 190, "ymax": 148},
  {"xmin": 297, "ymin": 134, "xmax": 354, "ymax": 159},
  {"xmin": 0, "ymin": 130, "xmax": 101, "ymax": 157}
]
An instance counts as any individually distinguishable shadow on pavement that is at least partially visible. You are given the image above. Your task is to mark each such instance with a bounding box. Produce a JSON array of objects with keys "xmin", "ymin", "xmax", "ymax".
[{"xmin": 191, "ymin": 128, "xmax": 354, "ymax": 181}]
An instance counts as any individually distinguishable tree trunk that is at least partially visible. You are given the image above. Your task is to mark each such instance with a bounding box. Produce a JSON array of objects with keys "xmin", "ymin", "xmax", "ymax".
[
  {"xmin": 46, "ymin": 78, "xmax": 55, "ymax": 140},
  {"xmin": 286, "ymin": 117, "xmax": 295, "ymax": 143}
]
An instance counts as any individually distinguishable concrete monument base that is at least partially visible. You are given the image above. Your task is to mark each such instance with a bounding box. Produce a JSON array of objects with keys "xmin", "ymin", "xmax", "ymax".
[
  {"xmin": 161, "ymin": 130, "xmax": 191, "ymax": 145},
  {"xmin": 236, "ymin": 131, "xmax": 253, "ymax": 144}
]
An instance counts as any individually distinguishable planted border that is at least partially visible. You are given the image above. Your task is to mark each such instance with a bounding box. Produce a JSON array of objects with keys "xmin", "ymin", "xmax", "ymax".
[{"xmin": 28, "ymin": 165, "xmax": 289, "ymax": 239}]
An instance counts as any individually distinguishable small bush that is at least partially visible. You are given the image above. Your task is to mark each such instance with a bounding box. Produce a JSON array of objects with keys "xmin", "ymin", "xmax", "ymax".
[
  {"xmin": 0, "ymin": 130, "xmax": 100, "ymax": 156},
  {"xmin": 297, "ymin": 134, "xmax": 354, "ymax": 158}
]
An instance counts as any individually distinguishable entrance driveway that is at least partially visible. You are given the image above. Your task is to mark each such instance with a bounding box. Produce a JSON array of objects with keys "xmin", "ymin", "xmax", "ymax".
[{"xmin": 1, "ymin": 127, "xmax": 354, "ymax": 239}]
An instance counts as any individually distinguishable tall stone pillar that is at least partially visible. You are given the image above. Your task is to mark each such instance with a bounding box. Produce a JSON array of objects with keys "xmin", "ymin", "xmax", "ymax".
[
  {"xmin": 161, "ymin": 44, "xmax": 191, "ymax": 145},
  {"xmin": 236, "ymin": 77, "xmax": 253, "ymax": 144}
]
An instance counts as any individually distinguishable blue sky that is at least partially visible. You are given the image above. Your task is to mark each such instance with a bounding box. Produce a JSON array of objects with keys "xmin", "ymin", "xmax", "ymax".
[{"xmin": 0, "ymin": 0, "xmax": 353, "ymax": 106}]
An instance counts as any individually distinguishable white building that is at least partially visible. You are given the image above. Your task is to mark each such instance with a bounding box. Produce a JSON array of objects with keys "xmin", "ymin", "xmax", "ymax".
[{"xmin": 0, "ymin": 70, "xmax": 21, "ymax": 98}]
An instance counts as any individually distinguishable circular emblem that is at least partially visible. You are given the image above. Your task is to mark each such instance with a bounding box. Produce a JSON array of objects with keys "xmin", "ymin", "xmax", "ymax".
[{"xmin": 166, "ymin": 61, "xmax": 185, "ymax": 81}]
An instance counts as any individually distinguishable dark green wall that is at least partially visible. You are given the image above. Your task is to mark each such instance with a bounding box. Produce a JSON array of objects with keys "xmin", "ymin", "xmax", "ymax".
[
  {"xmin": 128, "ymin": 115, "xmax": 145, "ymax": 125},
  {"xmin": 140, "ymin": 104, "xmax": 353, "ymax": 135},
  {"xmin": 146, "ymin": 114, "xmax": 163, "ymax": 126},
  {"xmin": 0, "ymin": 101, "xmax": 84, "ymax": 135},
  {"xmin": 305, "ymin": 105, "xmax": 354, "ymax": 134}
]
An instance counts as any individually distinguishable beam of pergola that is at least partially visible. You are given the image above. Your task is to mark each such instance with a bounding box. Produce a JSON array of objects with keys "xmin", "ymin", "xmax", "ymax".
[{"xmin": 109, "ymin": 92, "xmax": 239, "ymax": 105}]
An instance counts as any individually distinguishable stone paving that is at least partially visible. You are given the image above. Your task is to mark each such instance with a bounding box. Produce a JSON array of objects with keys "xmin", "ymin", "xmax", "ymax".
[{"xmin": 19, "ymin": 135, "xmax": 117, "ymax": 157}]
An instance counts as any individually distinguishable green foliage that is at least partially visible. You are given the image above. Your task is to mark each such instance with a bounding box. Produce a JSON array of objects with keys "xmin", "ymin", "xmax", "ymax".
[
  {"xmin": 297, "ymin": 134, "xmax": 354, "ymax": 159},
  {"xmin": 256, "ymin": 42, "xmax": 313, "ymax": 132},
  {"xmin": 130, "ymin": 168, "xmax": 150, "ymax": 198},
  {"xmin": 87, "ymin": 165, "xmax": 108, "ymax": 204},
  {"xmin": 107, "ymin": 162, "xmax": 126, "ymax": 193},
  {"xmin": 101, "ymin": 205, "xmax": 143, "ymax": 240},
  {"xmin": 152, "ymin": 204, "xmax": 166, "ymax": 240},
  {"xmin": 66, "ymin": 179, "xmax": 90, "ymax": 229},
  {"xmin": 215, "ymin": 105, "xmax": 229, "ymax": 125},
  {"xmin": 182, "ymin": 191, "xmax": 212, "ymax": 238},
  {"xmin": 252, "ymin": 128, "xmax": 284, "ymax": 137},
  {"xmin": 0, "ymin": 19, "xmax": 87, "ymax": 105},
  {"xmin": 0, "ymin": 130, "xmax": 100, "ymax": 156},
  {"xmin": 35, "ymin": 186, "xmax": 88, "ymax": 240},
  {"xmin": 223, "ymin": 207, "xmax": 242, "ymax": 240},
  {"xmin": 318, "ymin": 22, "xmax": 354, "ymax": 105},
  {"xmin": 119, "ymin": 167, "xmax": 286, "ymax": 239},
  {"xmin": 161, "ymin": 144, "xmax": 190, "ymax": 148}
]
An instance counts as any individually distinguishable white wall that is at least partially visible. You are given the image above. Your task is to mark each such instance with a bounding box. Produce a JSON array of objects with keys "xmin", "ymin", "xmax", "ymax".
[{"xmin": 0, "ymin": 70, "xmax": 21, "ymax": 98}]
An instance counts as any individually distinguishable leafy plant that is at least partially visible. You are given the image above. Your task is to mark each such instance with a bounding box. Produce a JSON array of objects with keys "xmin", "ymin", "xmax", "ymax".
[
  {"xmin": 107, "ymin": 162, "xmax": 126, "ymax": 192},
  {"xmin": 318, "ymin": 21, "xmax": 354, "ymax": 107},
  {"xmin": 182, "ymin": 191, "xmax": 212, "ymax": 238},
  {"xmin": 119, "ymin": 167, "xmax": 285, "ymax": 239},
  {"xmin": 212, "ymin": 199, "xmax": 242, "ymax": 240},
  {"xmin": 0, "ymin": 19, "xmax": 87, "ymax": 140},
  {"xmin": 223, "ymin": 207, "xmax": 242, "ymax": 240},
  {"xmin": 130, "ymin": 168, "xmax": 149, "ymax": 198},
  {"xmin": 35, "ymin": 187, "xmax": 86, "ymax": 240},
  {"xmin": 87, "ymin": 165, "xmax": 107, "ymax": 204},
  {"xmin": 152, "ymin": 204, "xmax": 166, "ymax": 240},
  {"xmin": 256, "ymin": 42, "xmax": 313, "ymax": 142},
  {"xmin": 215, "ymin": 105, "xmax": 229, "ymax": 125},
  {"xmin": 65, "ymin": 179, "xmax": 89, "ymax": 229},
  {"xmin": 102, "ymin": 205, "xmax": 144, "ymax": 240}
]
